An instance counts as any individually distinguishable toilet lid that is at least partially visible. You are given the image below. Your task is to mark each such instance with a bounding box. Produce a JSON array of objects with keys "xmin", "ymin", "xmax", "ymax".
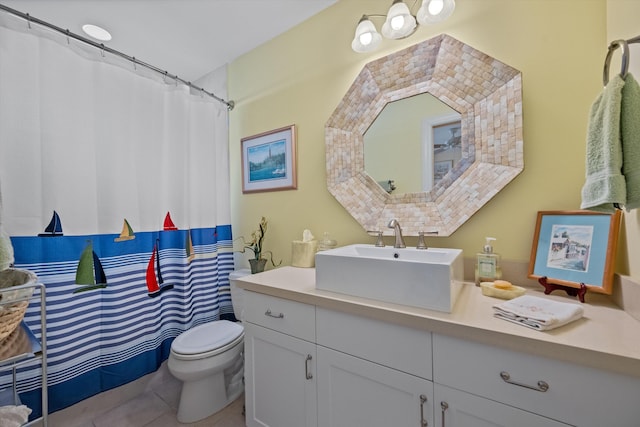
[{"xmin": 172, "ymin": 320, "xmax": 244, "ymax": 355}]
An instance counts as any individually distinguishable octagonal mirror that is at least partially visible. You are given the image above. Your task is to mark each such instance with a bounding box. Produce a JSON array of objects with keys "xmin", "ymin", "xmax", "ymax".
[{"xmin": 325, "ymin": 34, "xmax": 523, "ymax": 236}]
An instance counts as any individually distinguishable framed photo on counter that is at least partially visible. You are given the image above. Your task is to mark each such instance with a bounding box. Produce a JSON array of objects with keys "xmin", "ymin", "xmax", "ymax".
[{"xmin": 528, "ymin": 210, "xmax": 621, "ymax": 295}]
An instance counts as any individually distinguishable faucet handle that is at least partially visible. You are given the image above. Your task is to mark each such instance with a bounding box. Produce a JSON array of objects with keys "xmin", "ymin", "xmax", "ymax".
[
  {"xmin": 416, "ymin": 231, "xmax": 438, "ymax": 250},
  {"xmin": 367, "ymin": 230, "xmax": 385, "ymax": 247}
]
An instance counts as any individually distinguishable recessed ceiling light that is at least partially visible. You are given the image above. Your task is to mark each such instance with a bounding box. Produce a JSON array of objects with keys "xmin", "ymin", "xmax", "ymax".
[{"xmin": 82, "ymin": 24, "xmax": 112, "ymax": 42}]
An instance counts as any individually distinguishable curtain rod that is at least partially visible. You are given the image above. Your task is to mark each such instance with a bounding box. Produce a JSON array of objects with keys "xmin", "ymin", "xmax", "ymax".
[{"xmin": 0, "ymin": 3, "xmax": 235, "ymax": 111}]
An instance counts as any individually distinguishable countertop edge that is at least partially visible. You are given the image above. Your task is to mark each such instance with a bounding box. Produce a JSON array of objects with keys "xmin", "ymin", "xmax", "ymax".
[{"xmin": 236, "ymin": 267, "xmax": 640, "ymax": 378}]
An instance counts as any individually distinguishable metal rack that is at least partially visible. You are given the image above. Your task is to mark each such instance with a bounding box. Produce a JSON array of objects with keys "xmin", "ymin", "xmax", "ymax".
[
  {"xmin": 603, "ymin": 35, "xmax": 640, "ymax": 85},
  {"xmin": 0, "ymin": 282, "xmax": 47, "ymax": 426}
]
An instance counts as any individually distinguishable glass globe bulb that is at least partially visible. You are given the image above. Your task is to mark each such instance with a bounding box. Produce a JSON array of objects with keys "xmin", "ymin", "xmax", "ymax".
[
  {"xmin": 417, "ymin": 0, "xmax": 456, "ymax": 25},
  {"xmin": 428, "ymin": 0, "xmax": 444, "ymax": 15},
  {"xmin": 390, "ymin": 15, "xmax": 405, "ymax": 30},
  {"xmin": 381, "ymin": 1, "xmax": 417, "ymax": 39},
  {"xmin": 359, "ymin": 32, "xmax": 373, "ymax": 46},
  {"xmin": 351, "ymin": 16, "xmax": 382, "ymax": 53}
]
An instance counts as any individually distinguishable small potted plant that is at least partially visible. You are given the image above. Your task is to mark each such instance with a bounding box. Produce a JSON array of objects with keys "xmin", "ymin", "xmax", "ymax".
[{"xmin": 235, "ymin": 216, "xmax": 281, "ymax": 274}]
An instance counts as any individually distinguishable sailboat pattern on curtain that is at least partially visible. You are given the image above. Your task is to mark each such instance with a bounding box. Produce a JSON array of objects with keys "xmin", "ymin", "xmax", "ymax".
[
  {"xmin": 2, "ymin": 224, "xmax": 234, "ymax": 417},
  {"xmin": 146, "ymin": 239, "xmax": 174, "ymax": 297},
  {"xmin": 38, "ymin": 210, "xmax": 63, "ymax": 237},
  {"xmin": 114, "ymin": 219, "xmax": 136, "ymax": 242},
  {"xmin": 74, "ymin": 240, "xmax": 108, "ymax": 293}
]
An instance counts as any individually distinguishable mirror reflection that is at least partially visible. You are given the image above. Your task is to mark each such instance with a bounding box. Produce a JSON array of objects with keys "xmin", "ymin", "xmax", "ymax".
[
  {"xmin": 364, "ymin": 93, "xmax": 461, "ymax": 193},
  {"xmin": 325, "ymin": 34, "xmax": 523, "ymax": 236}
]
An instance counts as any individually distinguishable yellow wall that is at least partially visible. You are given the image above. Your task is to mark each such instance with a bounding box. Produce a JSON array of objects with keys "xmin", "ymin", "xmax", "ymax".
[{"xmin": 229, "ymin": 0, "xmax": 635, "ymax": 282}]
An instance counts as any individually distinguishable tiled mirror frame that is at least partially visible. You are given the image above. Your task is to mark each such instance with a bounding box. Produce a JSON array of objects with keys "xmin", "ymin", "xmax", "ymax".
[{"xmin": 325, "ymin": 34, "xmax": 523, "ymax": 237}]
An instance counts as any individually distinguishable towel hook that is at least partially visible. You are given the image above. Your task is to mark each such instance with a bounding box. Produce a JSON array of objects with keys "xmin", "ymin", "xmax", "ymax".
[{"xmin": 603, "ymin": 39, "xmax": 629, "ymax": 86}]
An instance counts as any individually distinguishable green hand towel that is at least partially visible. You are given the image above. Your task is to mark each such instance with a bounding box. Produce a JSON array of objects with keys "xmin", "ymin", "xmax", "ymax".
[
  {"xmin": 621, "ymin": 73, "xmax": 640, "ymax": 211},
  {"xmin": 580, "ymin": 74, "xmax": 626, "ymax": 212}
]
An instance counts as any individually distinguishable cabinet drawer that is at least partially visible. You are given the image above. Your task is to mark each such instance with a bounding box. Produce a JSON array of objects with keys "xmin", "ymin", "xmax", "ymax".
[
  {"xmin": 433, "ymin": 333, "xmax": 640, "ymax": 427},
  {"xmin": 317, "ymin": 307, "xmax": 432, "ymax": 380},
  {"xmin": 435, "ymin": 383, "xmax": 570, "ymax": 427},
  {"xmin": 244, "ymin": 291, "xmax": 315, "ymax": 342}
]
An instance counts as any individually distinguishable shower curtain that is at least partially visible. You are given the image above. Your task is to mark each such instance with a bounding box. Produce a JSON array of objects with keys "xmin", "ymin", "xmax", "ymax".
[{"xmin": 0, "ymin": 13, "xmax": 233, "ymax": 417}]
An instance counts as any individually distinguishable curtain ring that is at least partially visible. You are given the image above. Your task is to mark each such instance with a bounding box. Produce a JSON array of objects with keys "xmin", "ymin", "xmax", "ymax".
[
  {"xmin": 100, "ymin": 43, "xmax": 105, "ymax": 58},
  {"xmin": 163, "ymin": 71, "xmax": 168, "ymax": 83},
  {"xmin": 603, "ymin": 39, "xmax": 629, "ymax": 86},
  {"xmin": 132, "ymin": 57, "xmax": 137, "ymax": 71},
  {"xmin": 26, "ymin": 13, "xmax": 31, "ymax": 29},
  {"xmin": 65, "ymin": 29, "xmax": 70, "ymax": 44},
  {"xmin": 200, "ymin": 88, "xmax": 205, "ymax": 98}
]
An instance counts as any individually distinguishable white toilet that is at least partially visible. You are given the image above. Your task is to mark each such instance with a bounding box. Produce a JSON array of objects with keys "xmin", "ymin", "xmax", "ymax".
[{"xmin": 168, "ymin": 269, "xmax": 250, "ymax": 423}]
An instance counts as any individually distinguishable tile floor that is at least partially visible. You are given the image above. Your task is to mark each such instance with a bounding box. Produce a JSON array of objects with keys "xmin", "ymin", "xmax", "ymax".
[{"xmin": 43, "ymin": 361, "xmax": 246, "ymax": 427}]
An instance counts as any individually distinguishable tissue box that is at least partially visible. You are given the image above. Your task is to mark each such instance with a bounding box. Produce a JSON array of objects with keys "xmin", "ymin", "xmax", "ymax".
[{"xmin": 291, "ymin": 240, "xmax": 318, "ymax": 268}]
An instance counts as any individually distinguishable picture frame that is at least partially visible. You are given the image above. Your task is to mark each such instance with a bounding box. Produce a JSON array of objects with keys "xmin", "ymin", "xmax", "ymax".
[
  {"xmin": 432, "ymin": 120, "xmax": 461, "ymax": 152},
  {"xmin": 422, "ymin": 116, "xmax": 461, "ymax": 190},
  {"xmin": 241, "ymin": 125, "xmax": 297, "ymax": 193},
  {"xmin": 528, "ymin": 210, "xmax": 621, "ymax": 295},
  {"xmin": 433, "ymin": 160, "xmax": 453, "ymax": 183}
]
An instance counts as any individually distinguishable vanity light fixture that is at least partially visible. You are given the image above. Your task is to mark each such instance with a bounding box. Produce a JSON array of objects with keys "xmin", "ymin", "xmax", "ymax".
[
  {"xmin": 82, "ymin": 24, "xmax": 112, "ymax": 42},
  {"xmin": 417, "ymin": 0, "xmax": 456, "ymax": 23},
  {"xmin": 351, "ymin": 0, "xmax": 455, "ymax": 53},
  {"xmin": 381, "ymin": 0, "xmax": 417, "ymax": 40}
]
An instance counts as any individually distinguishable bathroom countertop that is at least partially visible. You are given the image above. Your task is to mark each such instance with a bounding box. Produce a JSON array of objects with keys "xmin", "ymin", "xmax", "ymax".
[{"xmin": 236, "ymin": 266, "xmax": 640, "ymax": 378}]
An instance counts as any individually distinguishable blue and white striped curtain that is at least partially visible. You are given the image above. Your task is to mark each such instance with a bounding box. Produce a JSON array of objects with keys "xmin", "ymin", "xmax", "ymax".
[{"xmin": 0, "ymin": 12, "xmax": 233, "ymax": 417}]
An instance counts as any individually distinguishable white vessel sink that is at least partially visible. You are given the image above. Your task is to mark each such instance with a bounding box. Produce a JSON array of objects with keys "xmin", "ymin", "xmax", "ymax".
[{"xmin": 315, "ymin": 244, "xmax": 464, "ymax": 313}]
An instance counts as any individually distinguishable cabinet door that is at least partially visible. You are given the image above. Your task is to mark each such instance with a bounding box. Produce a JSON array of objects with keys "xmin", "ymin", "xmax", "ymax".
[
  {"xmin": 317, "ymin": 346, "xmax": 433, "ymax": 427},
  {"xmin": 435, "ymin": 384, "xmax": 571, "ymax": 427},
  {"xmin": 245, "ymin": 322, "xmax": 317, "ymax": 427}
]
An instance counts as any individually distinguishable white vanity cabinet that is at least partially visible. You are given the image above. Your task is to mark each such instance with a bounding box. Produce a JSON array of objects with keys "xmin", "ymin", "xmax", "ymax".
[
  {"xmin": 434, "ymin": 384, "xmax": 570, "ymax": 427},
  {"xmin": 317, "ymin": 346, "xmax": 433, "ymax": 427},
  {"xmin": 316, "ymin": 308, "xmax": 434, "ymax": 427},
  {"xmin": 243, "ymin": 291, "xmax": 317, "ymax": 427},
  {"xmin": 433, "ymin": 333, "xmax": 640, "ymax": 427},
  {"xmin": 239, "ymin": 268, "xmax": 640, "ymax": 427},
  {"xmin": 243, "ymin": 292, "xmax": 435, "ymax": 427}
]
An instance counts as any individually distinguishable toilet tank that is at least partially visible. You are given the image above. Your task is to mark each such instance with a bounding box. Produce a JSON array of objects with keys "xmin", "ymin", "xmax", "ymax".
[{"xmin": 229, "ymin": 269, "xmax": 251, "ymax": 321}]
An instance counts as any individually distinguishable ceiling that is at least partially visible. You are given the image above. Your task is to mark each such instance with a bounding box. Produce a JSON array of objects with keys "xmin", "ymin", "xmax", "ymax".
[{"xmin": 0, "ymin": 0, "xmax": 337, "ymax": 82}]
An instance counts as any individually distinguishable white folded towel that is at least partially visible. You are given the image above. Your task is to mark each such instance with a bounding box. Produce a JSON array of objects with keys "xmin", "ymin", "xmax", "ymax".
[
  {"xmin": 0, "ymin": 405, "xmax": 31, "ymax": 427},
  {"xmin": 493, "ymin": 295, "xmax": 584, "ymax": 331}
]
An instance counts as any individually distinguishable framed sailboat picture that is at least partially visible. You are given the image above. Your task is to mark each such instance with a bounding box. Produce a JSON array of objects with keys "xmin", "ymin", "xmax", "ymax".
[
  {"xmin": 528, "ymin": 210, "xmax": 621, "ymax": 296},
  {"xmin": 241, "ymin": 125, "xmax": 297, "ymax": 193}
]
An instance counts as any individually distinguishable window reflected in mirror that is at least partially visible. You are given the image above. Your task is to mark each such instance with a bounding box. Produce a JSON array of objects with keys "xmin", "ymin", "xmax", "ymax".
[{"xmin": 364, "ymin": 93, "xmax": 461, "ymax": 194}]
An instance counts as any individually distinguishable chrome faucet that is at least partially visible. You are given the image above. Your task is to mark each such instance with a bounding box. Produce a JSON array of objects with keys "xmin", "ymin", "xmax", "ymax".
[{"xmin": 387, "ymin": 218, "xmax": 406, "ymax": 248}]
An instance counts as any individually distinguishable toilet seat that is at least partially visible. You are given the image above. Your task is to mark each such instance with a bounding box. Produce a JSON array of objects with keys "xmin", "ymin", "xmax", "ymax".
[{"xmin": 171, "ymin": 320, "xmax": 244, "ymax": 361}]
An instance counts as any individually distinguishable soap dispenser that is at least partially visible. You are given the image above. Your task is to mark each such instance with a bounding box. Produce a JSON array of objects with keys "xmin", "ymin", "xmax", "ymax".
[{"xmin": 475, "ymin": 237, "xmax": 502, "ymax": 286}]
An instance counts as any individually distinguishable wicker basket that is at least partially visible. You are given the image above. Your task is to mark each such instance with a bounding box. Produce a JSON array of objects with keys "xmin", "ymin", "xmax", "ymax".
[
  {"xmin": 0, "ymin": 269, "xmax": 37, "ymax": 342},
  {"xmin": 0, "ymin": 311, "xmax": 31, "ymax": 357}
]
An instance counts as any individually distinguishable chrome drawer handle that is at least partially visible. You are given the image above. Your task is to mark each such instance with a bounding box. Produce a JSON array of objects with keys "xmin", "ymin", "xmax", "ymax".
[
  {"xmin": 265, "ymin": 309, "xmax": 284, "ymax": 319},
  {"xmin": 500, "ymin": 371, "xmax": 549, "ymax": 392},
  {"xmin": 419, "ymin": 394, "xmax": 428, "ymax": 426},
  {"xmin": 440, "ymin": 402, "xmax": 449, "ymax": 427},
  {"xmin": 305, "ymin": 354, "xmax": 313, "ymax": 380}
]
